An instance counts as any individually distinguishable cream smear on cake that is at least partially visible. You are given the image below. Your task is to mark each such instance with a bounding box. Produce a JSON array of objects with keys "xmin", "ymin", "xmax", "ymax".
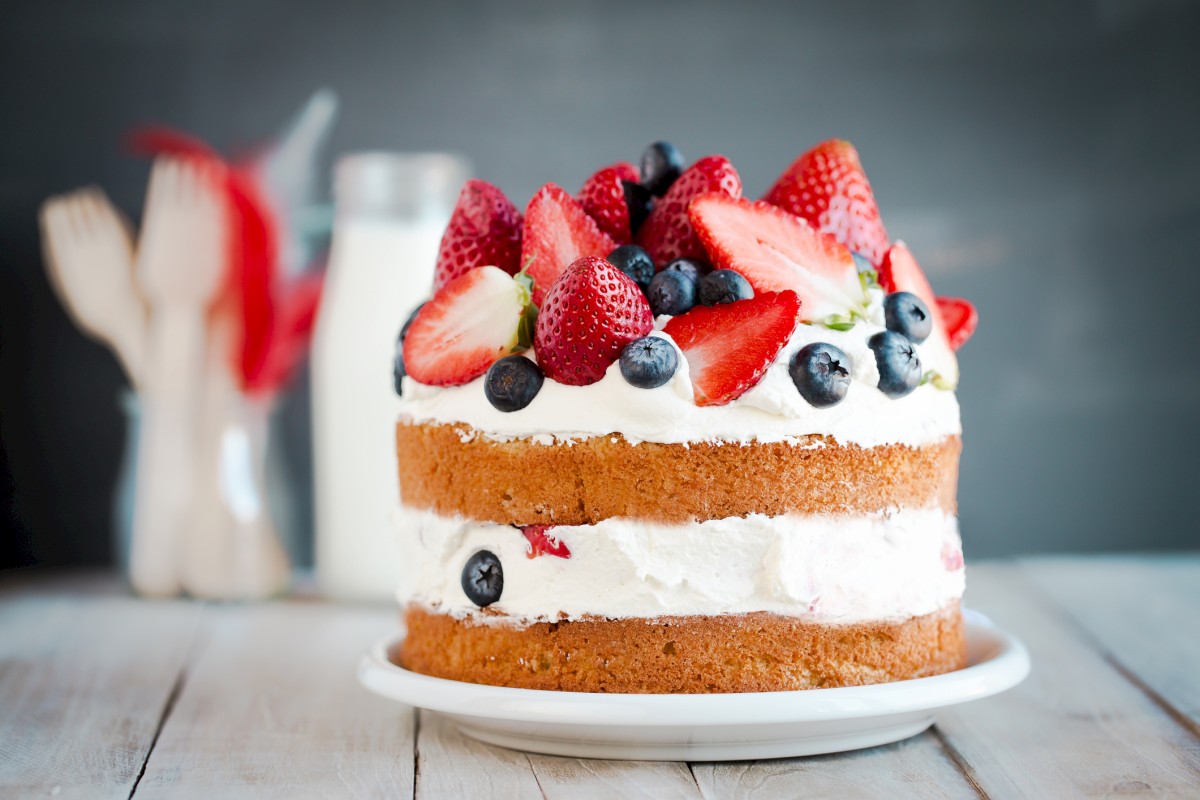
[
  {"xmin": 402, "ymin": 508, "xmax": 964, "ymax": 626},
  {"xmin": 396, "ymin": 289, "xmax": 961, "ymax": 448}
]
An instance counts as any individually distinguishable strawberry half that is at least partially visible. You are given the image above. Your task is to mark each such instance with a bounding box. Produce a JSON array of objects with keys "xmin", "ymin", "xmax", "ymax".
[
  {"xmin": 879, "ymin": 242, "xmax": 958, "ymax": 387},
  {"xmin": 663, "ymin": 291, "xmax": 801, "ymax": 406},
  {"xmin": 578, "ymin": 162, "xmax": 639, "ymax": 244},
  {"xmin": 636, "ymin": 154, "xmax": 741, "ymax": 265},
  {"xmin": 762, "ymin": 139, "xmax": 890, "ymax": 268},
  {"xmin": 533, "ymin": 256, "xmax": 653, "ymax": 386},
  {"xmin": 690, "ymin": 194, "xmax": 867, "ymax": 323},
  {"xmin": 433, "ymin": 180, "xmax": 523, "ymax": 291},
  {"xmin": 520, "ymin": 525, "xmax": 571, "ymax": 559},
  {"xmin": 403, "ymin": 266, "xmax": 535, "ymax": 386},
  {"xmin": 521, "ymin": 183, "xmax": 617, "ymax": 307},
  {"xmin": 935, "ymin": 297, "xmax": 978, "ymax": 351}
]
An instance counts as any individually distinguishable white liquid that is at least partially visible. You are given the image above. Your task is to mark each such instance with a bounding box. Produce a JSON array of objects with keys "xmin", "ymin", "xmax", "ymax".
[{"xmin": 312, "ymin": 217, "xmax": 444, "ymax": 601}]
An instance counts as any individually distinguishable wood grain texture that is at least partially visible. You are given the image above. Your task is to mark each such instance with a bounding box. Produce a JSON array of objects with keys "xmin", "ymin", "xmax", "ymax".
[
  {"xmin": 527, "ymin": 752, "xmax": 702, "ymax": 799},
  {"xmin": 690, "ymin": 732, "xmax": 981, "ymax": 800},
  {"xmin": 0, "ymin": 592, "xmax": 199, "ymax": 800},
  {"xmin": 1021, "ymin": 554, "xmax": 1200, "ymax": 732},
  {"xmin": 133, "ymin": 603, "xmax": 412, "ymax": 799},
  {"xmin": 415, "ymin": 710, "xmax": 543, "ymax": 799},
  {"xmin": 936, "ymin": 562, "xmax": 1200, "ymax": 798}
]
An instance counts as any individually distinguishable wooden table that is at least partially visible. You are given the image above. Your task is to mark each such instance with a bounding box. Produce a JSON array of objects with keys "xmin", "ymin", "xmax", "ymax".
[{"xmin": 2, "ymin": 556, "xmax": 1198, "ymax": 799}]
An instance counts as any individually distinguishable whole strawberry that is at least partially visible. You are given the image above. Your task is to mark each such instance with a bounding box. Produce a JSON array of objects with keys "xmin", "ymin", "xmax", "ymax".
[
  {"xmin": 636, "ymin": 155, "xmax": 742, "ymax": 265},
  {"xmin": 534, "ymin": 256, "xmax": 653, "ymax": 386},
  {"xmin": 433, "ymin": 179, "xmax": 523, "ymax": 291},
  {"xmin": 762, "ymin": 140, "xmax": 890, "ymax": 268},
  {"xmin": 577, "ymin": 162, "xmax": 639, "ymax": 243}
]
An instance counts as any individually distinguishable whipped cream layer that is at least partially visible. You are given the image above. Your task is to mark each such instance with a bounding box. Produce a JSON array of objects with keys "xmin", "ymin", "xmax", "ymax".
[
  {"xmin": 403, "ymin": 508, "xmax": 964, "ymax": 626},
  {"xmin": 398, "ymin": 288, "xmax": 961, "ymax": 448}
]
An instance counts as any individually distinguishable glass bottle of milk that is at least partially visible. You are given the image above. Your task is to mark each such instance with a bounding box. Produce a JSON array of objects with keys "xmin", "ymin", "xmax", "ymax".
[{"xmin": 313, "ymin": 152, "xmax": 469, "ymax": 601}]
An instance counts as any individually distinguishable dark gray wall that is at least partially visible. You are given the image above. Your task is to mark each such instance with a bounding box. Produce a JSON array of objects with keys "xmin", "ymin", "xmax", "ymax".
[{"xmin": 3, "ymin": 0, "xmax": 1199, "ymax": 568}]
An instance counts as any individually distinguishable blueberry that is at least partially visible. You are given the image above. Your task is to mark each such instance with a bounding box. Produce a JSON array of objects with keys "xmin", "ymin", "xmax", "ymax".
[
  {"xmin": 789, "ymin": 343, "xmax": 852, "ymax": 408},
  {"xmin": 640, "ymin": 141, "xmax": 685, "ymax": 197},
  {"xmin": 607, "ymin": 244, "xmax": 655, "ymax": 292},
  {"xmin": 393, "ymin": 333, "xmax": 406, "ymax": 397},
  {"xmin": 663, "ymin": 257, "xmax": 710, "ymax": 284},
  {"xmin": 484, "ymin": 356, "xmax": 544, "ymax": 412},
  {"xmin": 400, "ymin": 301, "xmax": 426, "ymax": 342},
  {"xmin": 623, "ymin": 180, "xmax": 654, "ymax": 235},
  {"xmin": 699, "ymin": 269, "xmax": 754, "ymax": 305},
  {"xmin": 646, "ymin": 270, "xmax": 697, "ymax": 316},
  {"xmin": 619, "ymin": 336, "xmax": 679, "ymax": 389},
  {"xmin": 461, "ymin": 550, "xmax": 503, "ymax": 607},
  {"xmin": 869, "ymin": 330, "xmax": 923, "ymax": 398},
  {"xmin": 883, "ymin": 291, "xmax": 932, "ymax": 344}
]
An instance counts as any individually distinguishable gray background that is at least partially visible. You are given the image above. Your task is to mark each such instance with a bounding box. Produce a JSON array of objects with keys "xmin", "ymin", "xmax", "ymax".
[{"xmin": 3, "ymin": 0, "xmax": 1199, "ymax": 569}]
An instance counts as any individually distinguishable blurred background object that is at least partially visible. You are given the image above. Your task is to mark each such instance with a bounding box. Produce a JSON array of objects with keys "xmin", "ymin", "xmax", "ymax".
[{"xmin": 3, "ymin": 0, "xmax": 1199, "ymax": 572}]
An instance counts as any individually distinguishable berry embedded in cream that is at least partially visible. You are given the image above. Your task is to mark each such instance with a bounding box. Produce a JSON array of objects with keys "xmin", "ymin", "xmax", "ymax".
[{"xmin": 391, "ymin": 139, "xmax": 978, "ymax": 694}]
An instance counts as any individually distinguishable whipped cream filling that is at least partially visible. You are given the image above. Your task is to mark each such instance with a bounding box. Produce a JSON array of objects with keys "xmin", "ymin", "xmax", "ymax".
[
  {"xmin": 397, "ymin": 288, "xmax": 961, "ymax": 447},
  {"xmin": 402, "ymin": 508, "xmax": 965, "ymax": 626}
]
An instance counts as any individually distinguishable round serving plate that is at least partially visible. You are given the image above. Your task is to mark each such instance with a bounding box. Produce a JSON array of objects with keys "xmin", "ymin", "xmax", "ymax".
[{"xmin": 358, "ymin": 608, "xmax": 1029, "ymax": 761}]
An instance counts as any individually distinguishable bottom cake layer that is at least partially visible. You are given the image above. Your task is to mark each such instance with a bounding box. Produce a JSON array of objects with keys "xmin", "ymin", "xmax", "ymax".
[{"xmin": 400, "ymin": 602, "xmax": 966, "ymax": 693}]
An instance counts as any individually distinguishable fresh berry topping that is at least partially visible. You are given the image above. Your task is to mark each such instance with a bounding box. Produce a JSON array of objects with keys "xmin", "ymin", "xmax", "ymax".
[
  {"xmin": 533, "ymin": 256, "xmax": 654, "ymax": 386},
  {"xmin": 640, "ymin": 141, "xmax": 685, "ymax": 197},
  {"xmin": 606, "ymin": 243, "xmax": 656, "ymax": 292},
  {"xmin": 879, "ymin": 242, "xmax": 959, "ymax": 387},
  {"xmin": 869, "ymin": 330, "xmax": 922, "ymax": 398},
  {"xmin": 647, "ymin": 270, "xmax": 697, "ymax": 316},
  {"xmin": 762, "ymin": 139, "xmax": 890, "ymax": 268},
  {"xmin": 663, "ymin": 257, "xmax": 709, "ymax": 283},
  {"xmin": 461, "ymin": 550, "xmax": 503, "ymax": 607},
  {"xmin": 403, "ymin": 266, "xmax": 534, "ymax": 386},
  {"xmin": 883, "ymin": 291, "xmax": 932, "ymax": 343},
  {"xmin": 789, "ymin": 342, "xmax": 852, "ymax": 408},
  {"xmin": 392, "ymin": 331, "xmax": 406, "ymax": 396},
  {"xmin": 935, "ymin": 297, "xmax": 978, "ymax": 351},
  {"xmin": 619, "ymin": 335, "xmax": 679, "ymax": 389},
  {"xmin": 663, "ymin": 290, "xmax": 801, "ymax": 406},
  {"xmin": 690, "ymin": 194, "xmax": 865, "ymax": 323},
  {"xmin": 484, "ymin": 355, "xmax": 544, "ymax": 412},
  {"xmin": 636, "ymin": 155, "xmax": 742, "ymax": 265},
  {"xmin": 851, "ymin": 252, "xmax": 874, "ymax": 275},
  {"xmin": 623, "ymin": 181, "xmax": 654, "ymax": 235},
  {"xmin": 521, "ymin": 183, "xmax": 618, "ymax": 307},
  {"xmin": 400, "ymin": 301, "xmax": 426, "ymax": 342},
  {"xmin": 698, "ymin": 269, "xmax": 753, "ymax": 306},
  {"xmin": 433, "ymin": 180, "xmax": 523, "ymax": 291},
  {"xmin": 578, "ymin": 162, "xmax": 639, "ymax": 243},
  {"xmin": 520, "ymin": 525, "xmax": 571, "ymax": 559}
]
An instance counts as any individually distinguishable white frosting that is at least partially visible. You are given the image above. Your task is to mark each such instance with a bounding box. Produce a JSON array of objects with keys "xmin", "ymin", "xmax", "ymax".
[
  {"xmin": 397, "ymin": 288, "xmax": 961, "ymax": 447},
  {"xmin": 402, "ymin": 508, "xmax": 965, "ymax": 626}
]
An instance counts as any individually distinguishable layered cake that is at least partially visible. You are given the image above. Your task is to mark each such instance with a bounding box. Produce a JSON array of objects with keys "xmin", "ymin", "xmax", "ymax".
[{"xmin": 393, "ymin": 140, "xmax": 978, "ymax": 693}]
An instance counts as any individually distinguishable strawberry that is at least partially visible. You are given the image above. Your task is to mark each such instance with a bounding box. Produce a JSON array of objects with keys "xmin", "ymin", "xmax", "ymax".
[
  {"xmin": 762, "ymin": 139, "xmax": 890, "ymax": 267},
  {"xmin": 663, "ymin": 291, "xmax": 801, "ymax": 406},
  {"xmin": 689, "ymin": 194, "xmax": 867, "ymax": 323},
  {"xmin": 520, "ymin": 184, "xmax": 617, "ymax": 307},
  {"xmin": 577, "ymin": 162, "xmax": 639, "ymax": 244},
  {"xmin": 403, "ymin": 266, "xmax": 535, "ymax": 386},
  {"xmin": 878, "ymin": 242, "xmax": 959, "ymax": 387},
  {"xmin": 635, "ymin": 155, "xmax": 741, "ymax": 265},
  {"xmin": 520, "ymin": 525, "xmax": 571, "ymax": 559},
  {"xmin": 433, "ymin": 180, "xmax": 523, "ymax": 291},
  {"xmin": 935, "ymin": 297, "xmax": 978, "ymax": 351},
  {"xmin": 533, "ymin": 256, "xmax": 653, "ymax": 386}
]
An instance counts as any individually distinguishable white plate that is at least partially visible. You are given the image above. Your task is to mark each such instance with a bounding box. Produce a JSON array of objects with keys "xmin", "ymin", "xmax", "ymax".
[{"xmin": 358, "ymin": 608, "xmax": 1029, "ymax": 761}]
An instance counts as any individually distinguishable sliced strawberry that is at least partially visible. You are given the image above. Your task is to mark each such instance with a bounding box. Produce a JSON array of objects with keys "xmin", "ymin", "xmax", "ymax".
[
  {"xmin": 533, "ymin": 256, "xmax": 653, "ymax": 386},
  {"xmin": 762, "ymin": 139, "xmax": 890, "ymax": 267},
  {"xmin": 433, "ymin": 180, "xmax": 523, "ymax": 291},
  {"xmin": 577, "ymin": 162, "xmax": 639, "ymax": 244},
  {"xmin": 663, "ymin": 291, "xmax": 801, "ymax": 407},
  {"xmin": 521, "ymin": 184, "xmax": 617, "ymax": 307},
  {"xmin": 935, "ymin": 297, "xmax": 978, "ymax": 351},
  {"xmin": 403, "ymin": 266, "xmax": 533, "ymax": 386},
  {"xmin": 879, "ymin": 243, "xmax": 959, "ymax": 387},
  {"xmin": 690, "ymin": 194, "xmax": 866, "ymax": 323},
  {"xmin": 636, "ymin": 155, "xmax": 741, "ymax": 265},
  {"xmin": 520, "ymin": 525, "xmax": 571, "ymax": 559}
]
